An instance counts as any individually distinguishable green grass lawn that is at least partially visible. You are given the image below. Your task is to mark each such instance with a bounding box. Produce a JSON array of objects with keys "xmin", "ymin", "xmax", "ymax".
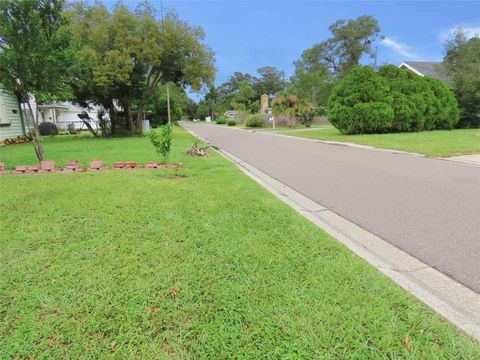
[
  {"xmin": 1, "ymin": 129, "xmax": 479, "ymax": 358},
  {"xmin": 279, "ymin": 127, "xmax": 480, "ymax": 157}
]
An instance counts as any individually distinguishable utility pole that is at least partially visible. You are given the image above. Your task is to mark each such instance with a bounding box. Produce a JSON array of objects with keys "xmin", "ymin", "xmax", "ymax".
[
  {"xmin": 166, "ymin": 83, "xmax": 171, "ymax": 125},
  {"xmin": 160, "ymin": 0, "xmax": 171, "ymax": 125}
]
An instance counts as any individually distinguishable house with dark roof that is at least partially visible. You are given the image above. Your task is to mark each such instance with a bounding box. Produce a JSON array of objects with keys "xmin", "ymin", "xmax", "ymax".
[{"xmin": 399, "ymin": 61, "xmax": 451, "ymax": 84}]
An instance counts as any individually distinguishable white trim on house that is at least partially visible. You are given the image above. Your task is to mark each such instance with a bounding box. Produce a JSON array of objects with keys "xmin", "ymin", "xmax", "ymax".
[{"xmin": 399, "ymin": 62, "xmax": 425, "ymax": 77}]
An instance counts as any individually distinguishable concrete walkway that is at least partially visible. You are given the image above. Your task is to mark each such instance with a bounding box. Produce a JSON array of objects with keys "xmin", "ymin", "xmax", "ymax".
[
  {"xmin": 182, "ymin": 122, "xmax": 480, "ymax": 293},
  {"xmin": 444, "ymin": 154, "xmax": 480, "ymax": 166}
]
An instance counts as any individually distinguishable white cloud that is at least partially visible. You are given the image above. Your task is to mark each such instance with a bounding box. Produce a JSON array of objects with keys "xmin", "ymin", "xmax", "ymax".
[
  {"xmin": 440, "ymin": 25, "xmax": 480, "ymax": 42},
  {"xmin": 380, "ymin": 37, "xmax": 419, "ymax": 61}
]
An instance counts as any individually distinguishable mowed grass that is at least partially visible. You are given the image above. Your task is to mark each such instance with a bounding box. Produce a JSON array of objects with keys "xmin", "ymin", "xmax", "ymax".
[
  {"xmin": 279, "ymin": 127, "xmax": 480, "ymax": 157},
  {"xmin": 1, "ymin": 129, "xmax": 479, "ymax": 358},
  {"xmin": 0, "ymin": 133, "xmax": 168, "ymax": 170}
]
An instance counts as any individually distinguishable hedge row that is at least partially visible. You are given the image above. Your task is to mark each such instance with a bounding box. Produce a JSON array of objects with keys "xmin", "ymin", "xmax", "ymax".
[{"xmin": 328, "ymin": 66, "xmax": 460, "ymax": 134}]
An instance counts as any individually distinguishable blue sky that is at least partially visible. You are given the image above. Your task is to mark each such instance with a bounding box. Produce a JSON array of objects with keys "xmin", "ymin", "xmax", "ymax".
[{"xmin": 116, "ymin": 0, "xmax": 480, "ymax": 95}]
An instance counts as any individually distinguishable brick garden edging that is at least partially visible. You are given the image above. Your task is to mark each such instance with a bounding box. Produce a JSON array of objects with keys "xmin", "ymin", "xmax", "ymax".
[{"xmin": 0, "ymin": 160, "xmax": 182, "ymax": 175}]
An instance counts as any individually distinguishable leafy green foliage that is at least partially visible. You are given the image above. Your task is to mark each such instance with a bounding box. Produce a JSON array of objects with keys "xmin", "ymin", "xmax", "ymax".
[
  {"xmin": 329, "ymin": 66, "xmax": 460, "ymax": 134},
  {"xmin": 443, "ymin": 30, "xmax": 480, "ymax": 127},
  {"xmin": 0, "ymin": 0, "xmax": 76, "ymax": 160},
  {"xmin": 200, "ymin": 67, "xmax": 287, "ymax": 118},
  {"xmin": 146, "ymin": 83, "xmax": 194, "ymax": 125},
  {"xmin": 253, "ymin": 66, "xmax": 286, "ymax": 96},
  {"xmin": 302, "ymin": 16, "xmax": 381, "ymax": 76},
  {"xmin": 245, "ymin": 113, "xmax": 264, "ymax": 128},
  {"xmin": 67, "ymin": 2, "xmax": 214, "ymax": 134},
  {"xmin": 148, "ymin": 124, "xmax": 172, "ymax": 160},
  {"xmin": 215, "ymin": 116, "xmax": 227, "ymax": 125},
  {"xmin": 227, "ymin": 120, "xmax": 236, "ymax": 126}
]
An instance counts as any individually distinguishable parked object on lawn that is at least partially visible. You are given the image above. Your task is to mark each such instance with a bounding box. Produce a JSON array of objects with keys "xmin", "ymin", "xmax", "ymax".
[{"xmin": 142, "ymin": 120, "xmax": 150, "ymax": 134}]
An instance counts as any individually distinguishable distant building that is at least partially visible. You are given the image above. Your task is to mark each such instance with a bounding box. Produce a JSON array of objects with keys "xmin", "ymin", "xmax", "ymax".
[
  {"xmin": 399, "ymin": 61, "xmax": 451, "ymax": 84},
  {"xmin": 225, "ymin": 110, "xmax": 241, "ymax": 121},
  {"xmin": 35, "ymin": 101, "xmax": 103, "ymax": 131}
]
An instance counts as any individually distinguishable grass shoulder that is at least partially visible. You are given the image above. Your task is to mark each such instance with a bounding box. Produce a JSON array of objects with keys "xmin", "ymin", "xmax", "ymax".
[{"xmin": 279, "ymin": 127, "xmax": 480, "ymax": 157}]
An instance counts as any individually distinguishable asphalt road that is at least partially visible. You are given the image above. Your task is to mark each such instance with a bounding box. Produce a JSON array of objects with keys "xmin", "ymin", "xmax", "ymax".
[{"xmin": 182, "ymin": 122, "xmax": 480, "ymax": 293}]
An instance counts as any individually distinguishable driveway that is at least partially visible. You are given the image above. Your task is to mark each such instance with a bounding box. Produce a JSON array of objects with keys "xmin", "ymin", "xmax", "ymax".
[{"xmin": 182, "ymin": 122, "xmax": 480, "ymax": 293}]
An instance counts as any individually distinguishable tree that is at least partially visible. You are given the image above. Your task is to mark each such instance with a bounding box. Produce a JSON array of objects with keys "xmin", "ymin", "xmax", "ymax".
[
  {"xmin": 0, "ymin": 0, "xmax": 75, "ymax": 160},
  {"xmin": 254, "ymin": 66, "xmax": 286, "ymax": 96},
  {"xmin": 443, "ymin": 29, "xmax": 480, "ymax": 127},
  {"xmin": 302, "ymin": 15, "xmax": 380, "ymax": 76},
  {"xmin": 272, "ymin": 95, "xmax": 298, "ymax": 127},
  {"xmin": 232, "ymin": 80, "xmax": 256, "ymax": 111},
  {"xmin": 67, "ymin": 2, "xmax": 214, "ymax": 134},
  {"xmin": 328, "ymin": 66, "xmax": 394, "ymax": 134},
  {"xmin": 287, "ymin": 57, "xmax": 333, "ymax": 126},
  {"xmin": 146, "ymin": 83, "xmax": 194, "ymax": 124}
]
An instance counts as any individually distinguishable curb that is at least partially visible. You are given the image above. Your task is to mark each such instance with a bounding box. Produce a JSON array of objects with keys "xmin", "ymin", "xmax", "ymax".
[{"xmin": 182, "ymin": 123, "xmax": 480, "ymax": 341}]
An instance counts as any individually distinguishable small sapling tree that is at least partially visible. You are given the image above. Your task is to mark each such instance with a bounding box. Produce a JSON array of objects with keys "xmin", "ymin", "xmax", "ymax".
[{"xmin": 148, "ymin": 124, "xmax": 172, "ymax": 162}]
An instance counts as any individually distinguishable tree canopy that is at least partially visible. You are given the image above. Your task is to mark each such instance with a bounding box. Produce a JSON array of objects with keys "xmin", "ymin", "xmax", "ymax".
[
  {"xmin": 66, "ymin": 1, "xmax": 215, "ymax": 134},
  {"xmin": 443, "ymin": 29, "xmax": 480, "ymax": 127},
  {"xmin": 0, "ymin": 0, "xmax": 76, "ymax": 159}
]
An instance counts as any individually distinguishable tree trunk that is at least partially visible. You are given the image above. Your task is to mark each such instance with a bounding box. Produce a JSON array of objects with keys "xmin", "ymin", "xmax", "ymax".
[
  {"xmin": 124, "ymin": 101, "xmax": 134, "ymax": 135},
  {"xmin": 135, "ymin": 102, "xmax": 145, "ymax": 133},
  {"xmin": 108, "ymin": 101, "xmax": 117, "ymax": 135},
  {"xmin": 25, "ymin": 96, "xmax": 44, "ymax": 161}
]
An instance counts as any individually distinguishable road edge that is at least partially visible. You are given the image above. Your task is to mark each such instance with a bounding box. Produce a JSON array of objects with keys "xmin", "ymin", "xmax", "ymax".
[{"xmin": 181, "ymin": 122, "xmax": 480, "ymax": 341}]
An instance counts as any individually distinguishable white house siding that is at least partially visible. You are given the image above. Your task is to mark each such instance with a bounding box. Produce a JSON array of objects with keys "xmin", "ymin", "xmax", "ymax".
[
  {"xmin": 38, "ymin": 103, "xmax": 101, "ymax": 131},
  {"xmin": 0, "ymin": 87, "xmax": 25, "ymax": 140}
]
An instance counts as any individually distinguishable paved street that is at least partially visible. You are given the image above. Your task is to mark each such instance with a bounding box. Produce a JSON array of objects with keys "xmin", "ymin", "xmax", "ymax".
[{"xmin": 182, "ymin": 122, "xmax": 480, "ymax": 293}]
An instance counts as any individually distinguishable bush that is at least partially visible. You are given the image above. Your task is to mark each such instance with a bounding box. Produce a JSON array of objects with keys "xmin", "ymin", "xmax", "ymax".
[
  {"xmin": 245, "ymin": 113, "xmax": 264, "ymax": 128},
  {"xmin": 227, "ymin": 120, "xmax": 236, "ymax": 126},
  {"xmin": 329, "ymin": 102, "xmax": 394, "ymax": 134},
  {"xmin": 424, "ymin": 77, "xmax": 460, "ymax": 129},
  {"xmin": 329, "ymin": 65, "xmax": 460, "ymax": 134},
  {"xmin": 328, "ymin": 67, "xmax": 393, "ymax": 134},
  {"xmin": 38, "ymin": 122, "xmax": 58, "ymax": 136},
  {"xmin": 67, "ymin": 123, "xmax": 78, "ymax": 135},
  {"xmin": 148, "ymin": 124, "xmax": 172, "ymax": 161},
  {"xmin": 216, "ymin": 115, "xmax": 228, "ymax": 125}
]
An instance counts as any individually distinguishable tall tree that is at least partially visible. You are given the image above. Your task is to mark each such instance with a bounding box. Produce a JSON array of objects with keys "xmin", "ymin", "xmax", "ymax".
[
  {"xmin": 67, "ymin": 2, "xmax": 214, "ymax": 134},
  {"xmin": 304, "ymin": 15, "xmax": 380, "ymax": 76},
  {"xmin": 254, "ymin": 66, "xmax": 285, "ymax": 96},
  {"xmin": 0, "ymin": 0, "xmax": 75, "ymax": 160},
  {"xmin": 443, "ymin": 29, "xmax": 480, "ymax": 127},
  {"xmin": 288, "ymin": 58, "xmax": 333, "ymax": 125}
]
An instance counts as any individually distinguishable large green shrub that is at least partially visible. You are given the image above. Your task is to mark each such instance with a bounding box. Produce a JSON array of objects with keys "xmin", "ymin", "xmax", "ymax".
[
  {"xmin": 424, "ymin": 77, "xmax": 460, "ymax": 129},
  {"xmin": 216, "ymin": 115, "xmax": 228, "ymax": 125},
  {"xmin": 245, "ymin": 113, "xmax": 264, "ymax": 128},
  {"xmin": 328, "ymin": 67, "xmax": 394, "ymax": 134},
  {"xmin": 329, "ymin": 102, "xmax": 394, "ymax": 134},
  {"xmin": 329, "ymin": 65, "xmax": 460, "ymax": 134}
]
